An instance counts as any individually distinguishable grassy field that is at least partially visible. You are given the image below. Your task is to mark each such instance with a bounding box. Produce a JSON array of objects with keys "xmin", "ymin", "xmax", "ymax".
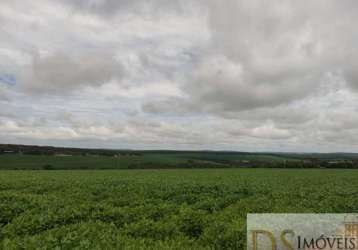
[
  {"xmin": 0, "ymin": 153, "xmax": 291, "ymax": 170},
  {"xmin": 1, "ymin": 169, "xmax": 358, "ymax": 249},
  {"xmin": 0, "ymin": 154, "xmax": 186, "ymax": 170}
]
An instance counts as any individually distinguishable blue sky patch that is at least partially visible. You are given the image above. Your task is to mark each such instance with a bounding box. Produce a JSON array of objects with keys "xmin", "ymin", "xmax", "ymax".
[{"xmin": 0, "ymin": 74, "xmax": 16, "ymax": 86}]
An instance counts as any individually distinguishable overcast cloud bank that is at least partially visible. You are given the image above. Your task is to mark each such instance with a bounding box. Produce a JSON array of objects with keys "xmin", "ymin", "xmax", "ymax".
[{"xmin": 1, "ymin": 0, "xmax": 358, "ymax": 152}]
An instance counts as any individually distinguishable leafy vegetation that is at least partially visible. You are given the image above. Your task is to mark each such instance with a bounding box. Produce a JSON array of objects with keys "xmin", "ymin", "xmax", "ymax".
[{"xmin": 1, "ymin": 169, "xmax": 358, "ymax": 249}]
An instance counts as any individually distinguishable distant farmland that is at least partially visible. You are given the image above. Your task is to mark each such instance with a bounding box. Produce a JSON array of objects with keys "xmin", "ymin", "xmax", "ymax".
[{"xmin": 1, "ymin": 144, "xmax": 358, "ymax": 170}]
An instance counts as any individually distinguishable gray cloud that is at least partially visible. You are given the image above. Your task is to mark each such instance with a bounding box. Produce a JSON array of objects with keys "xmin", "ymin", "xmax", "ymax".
[
  {"xmin": 187, "ymin": 55, "xmax": 317, "ymax": 112},
  {"xmin": 143, "ymin": 0, "xmax": 358, "ymax": 116},
  {"xmin": 59, "ymin": 0, "xmax": 191, "ymax": 17},
  {"xmin": 1, "ymin": 0, "xmax": 358, "ymax": 152},
  {"xmin": 204, "ymin": 0, "xmax": 358, "ymax": 91},
  {"xmin": 21, "ymin": 51, "xmax": 124, "ymax": 93},
  {"xmin": 0, "ymin": 87, "xmax": 8, "ymax": 101}
]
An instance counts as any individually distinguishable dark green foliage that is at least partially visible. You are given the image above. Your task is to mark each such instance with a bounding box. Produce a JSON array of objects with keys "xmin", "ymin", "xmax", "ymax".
[{"xmin": 42, "ymin": 164, "xmax": 53, "ymax": 170}]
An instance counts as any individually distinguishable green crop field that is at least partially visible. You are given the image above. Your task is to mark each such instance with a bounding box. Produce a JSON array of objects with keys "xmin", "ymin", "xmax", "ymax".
[
  {"xmin": 0, "ymin": 153, "xmax": 290, "ymax": 170},
  {"xmin": 0, "ymin": 154, "xmax": 187, "ymax": 170},
  {"xmin": 1, "ymin": 169, "xmax": 358, "ymax": 249}
]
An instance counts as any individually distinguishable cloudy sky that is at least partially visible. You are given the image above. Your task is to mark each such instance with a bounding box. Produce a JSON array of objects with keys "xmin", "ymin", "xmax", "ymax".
[{"xmin": 1, "ymin": 0, "xmax": 358, "ymax": 152}]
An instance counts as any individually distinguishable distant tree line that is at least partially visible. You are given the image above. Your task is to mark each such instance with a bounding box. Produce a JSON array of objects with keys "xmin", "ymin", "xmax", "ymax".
[
  {"xmin": 207, "ymin": 159, "xmax": 358, "ymax": 169},
  {"xmin": 0, "ymin": 144, "xmax": 142, "ymax": 157}
]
